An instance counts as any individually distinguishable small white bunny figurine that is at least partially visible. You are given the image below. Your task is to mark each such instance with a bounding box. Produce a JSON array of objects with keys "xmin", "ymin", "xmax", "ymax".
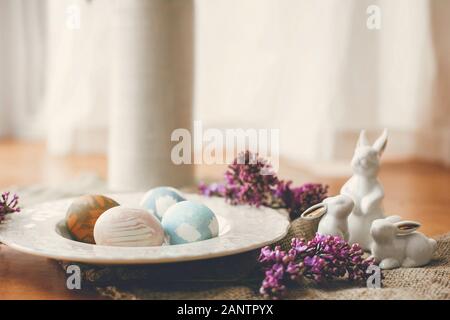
[
  {"xmin": 370, "ymin": 217, "xmax": 437, "ymax": 269},
  {"xmin": 301, "ymin": 194, "xmax": 354, "ymax": 241},
  {"xmin": 341, "ymin": 129, "xmax": 388, "ymax": 250}
]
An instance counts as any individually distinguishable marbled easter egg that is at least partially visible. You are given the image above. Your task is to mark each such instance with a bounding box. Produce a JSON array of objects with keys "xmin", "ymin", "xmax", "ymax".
[
  {"xmin": 66, "ymin": 195, "xmax": 119, "ymax": 244},
  {"xmin": 161, "ymin": 201, "xmax": 219, "ymax": 245},
  {"xmin": 140, "ymin": 186, "xmax": 186, "ymax": 221},
  {"xmin": 93, "ymin": 207, "xmax": 165, "ymax": 247}
]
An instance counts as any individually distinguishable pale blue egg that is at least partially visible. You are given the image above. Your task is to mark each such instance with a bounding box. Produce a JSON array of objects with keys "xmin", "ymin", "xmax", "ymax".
[
  {"xmin": 140, "ymin": 187, "xmax": 186, "ymax": 221},
  {"xmin": 162, "ymin": 200, "xmax": 219, "ymax": 245}
]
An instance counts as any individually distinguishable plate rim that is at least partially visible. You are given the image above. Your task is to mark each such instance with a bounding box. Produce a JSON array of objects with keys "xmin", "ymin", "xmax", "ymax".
[{"xmin": 0, "ymin": 193, "xmax": 290, "ymax": 265}]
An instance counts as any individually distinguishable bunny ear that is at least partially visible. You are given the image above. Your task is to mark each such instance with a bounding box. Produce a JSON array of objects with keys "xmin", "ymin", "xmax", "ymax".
[
  {"xmin": 394, "ymin": 221, "xmax": 421, "ymax": 235},
  {"xmin": 301, "ymin": 203, "xmax": 327, "ymax": 221},
  {"xmin": 357, "ymin": 130, "xmax": 369, "ymax": 148},
  {"xmin": 373, "ymin": 129, "xmax": 388, "ymax": 156}
]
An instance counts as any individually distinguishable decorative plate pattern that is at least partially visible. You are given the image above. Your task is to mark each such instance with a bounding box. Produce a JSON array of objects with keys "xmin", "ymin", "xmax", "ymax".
[{"xmin": 0, "ymin": 193, "xmax": 290, "ymax": 265}]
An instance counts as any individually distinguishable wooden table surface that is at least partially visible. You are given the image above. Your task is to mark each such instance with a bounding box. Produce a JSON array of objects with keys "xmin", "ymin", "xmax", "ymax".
[{"xmin": 0, "ymin": 140, "xmax": 449, "ymax": 299}]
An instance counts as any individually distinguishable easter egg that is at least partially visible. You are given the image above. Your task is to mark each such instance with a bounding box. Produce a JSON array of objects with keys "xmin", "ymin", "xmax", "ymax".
[
  {"xmin": 140, "ymin": 186, "xmax": 186, "ymax": 221},
  {"xmin": 94, "ymin": 207, "xmax": 165, "ymax": 247},
  {"xmin": 66, "ymin": 195, "xmax": 119, "ymax": 244},
  {"xmin": 161, "ymin": 201, "xmax": 219, "ymax": 245}
]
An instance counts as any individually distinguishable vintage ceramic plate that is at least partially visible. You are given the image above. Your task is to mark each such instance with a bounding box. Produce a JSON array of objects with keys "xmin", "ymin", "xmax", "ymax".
[{"xmin": 0, "ymin": 193, "xmax": 290, "ymax": 265}]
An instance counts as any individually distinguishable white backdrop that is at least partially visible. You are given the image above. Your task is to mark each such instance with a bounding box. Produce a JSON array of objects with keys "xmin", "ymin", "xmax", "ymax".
[
  {"xmin": 195, "ymin": 0, "xmax": 450, "ymax": 166},
  {"xmin": 0, "ymin": 0, "xmax": 46, "ymax": 138},
  {"xmin": 0, "ymin": 0, "xmax": 449, "ymax": 169}
]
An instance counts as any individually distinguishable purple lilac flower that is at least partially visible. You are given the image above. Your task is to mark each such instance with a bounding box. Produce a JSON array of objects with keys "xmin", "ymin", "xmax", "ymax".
[
  {"xmin": 258, "ymin": 234, "xmax": 376, "ymax": 299},
  {"xmin": 198, "ymin": 151, "xmax": 328, "ymax": 219},
  {"xmin": 224, "ymin": 151, "xmax": 280, "ymax": 207},
  {"xmin": 0, "ymin": 192, "xmax": 20, "ymax": 223},
  {"xmin": 275, "ymin": 181, "xmax": 328, "ymax": 219},
  {"xmin": 198, "ymin": 182, "xmax": 226, "ymax": 197}
]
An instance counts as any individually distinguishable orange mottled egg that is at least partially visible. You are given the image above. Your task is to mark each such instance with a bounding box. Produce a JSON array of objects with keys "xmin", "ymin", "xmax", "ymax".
[{"xmin": 66, "ymin": 195, "xmax": 119, "ymax": 244}]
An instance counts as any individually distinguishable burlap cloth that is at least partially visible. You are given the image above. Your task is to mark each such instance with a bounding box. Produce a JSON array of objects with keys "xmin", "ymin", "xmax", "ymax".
[{"xmin": 60, "ymin": 217, "xmax": 450, "ymax": 300}]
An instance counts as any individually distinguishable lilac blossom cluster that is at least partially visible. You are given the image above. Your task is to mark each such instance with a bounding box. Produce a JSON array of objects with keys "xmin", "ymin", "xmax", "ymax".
[
  {"xmin": 198, "ymin": 151, "xmax": 328, "ymax": 219},
  {"xmin": 258, "ymin": 234, "xmax": 376, "ymax": 299},
  {"xmin": 0, "ymin": 192, "xmax": 20, "ymax": 223},
  {"xmin": 274, "ymin": 181, "xmax": 329, "ymax": 218}
]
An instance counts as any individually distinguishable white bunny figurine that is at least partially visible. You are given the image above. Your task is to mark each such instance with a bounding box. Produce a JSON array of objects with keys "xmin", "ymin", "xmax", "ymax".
[
  {"xmin": 370, "ymin": 217, "xmax": 437, "ymax": 269},
  {"xmin": 301, "ymin": 194, "xmax": 354, "ymax": 241},
  {"xmin": 341, "ymin": 129, "xmax": 388, "ymax": 250}
]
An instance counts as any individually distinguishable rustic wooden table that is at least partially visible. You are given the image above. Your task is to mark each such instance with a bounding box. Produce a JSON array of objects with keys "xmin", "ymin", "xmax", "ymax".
[{"xmin": 0, "ymin": 140, "xmax": 449, "ymax": 299}]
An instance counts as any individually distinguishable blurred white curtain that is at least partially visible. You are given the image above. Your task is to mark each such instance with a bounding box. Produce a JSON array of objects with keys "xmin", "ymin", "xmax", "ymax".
[
  {"xmin": 44, "ymin": 0, "xmax": 113, "ymax": 154},
  {"xmin": 0, "ymin": 0, "xmax": 46, "ymax": 138},
  {"xmin": 0, "ymin": 0, "xmax": 111, "ymax": 153},
  {"xmin": 195, "ymin": 0, "xmax": 450, "ymax": 166},
  {"xmin": 1, "ymin": 0, "xmax": 449, "ymax": 167}
]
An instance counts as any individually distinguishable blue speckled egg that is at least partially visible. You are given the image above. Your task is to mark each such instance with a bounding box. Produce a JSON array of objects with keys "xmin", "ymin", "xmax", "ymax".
[
  {"xmin": 140, "ymin": 187, "xmax": 186, "ymax": 221},
  {"xmin": 161, "ymin": 201, "xmax": 219, "ymax": 245}
]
